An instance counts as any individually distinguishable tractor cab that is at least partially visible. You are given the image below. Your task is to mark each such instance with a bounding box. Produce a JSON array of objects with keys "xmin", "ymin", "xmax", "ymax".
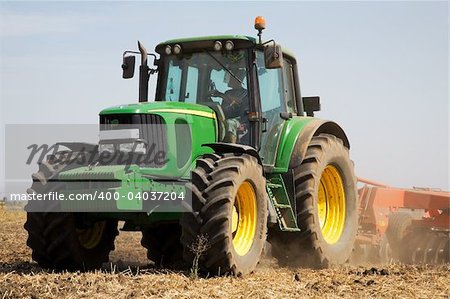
[
  {"xmin": 121, "ymin": 17, "xmax": 311, "ymax": 167},
  {"xmin": 156, "ymin": 40, "xmax": 252, "ymax": 144}
]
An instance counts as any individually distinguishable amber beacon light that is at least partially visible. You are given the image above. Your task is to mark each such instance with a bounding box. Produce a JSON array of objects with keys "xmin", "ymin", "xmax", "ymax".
[
  {"xmin": 254, "ymin": 16, "xmax": 266, "ymax": 30},
  {"xmin": 254, "ymin": 16, "xmax": 266, "ymax": 44}
]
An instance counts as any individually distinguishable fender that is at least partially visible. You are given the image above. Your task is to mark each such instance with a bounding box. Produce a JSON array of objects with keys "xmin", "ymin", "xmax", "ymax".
[
  {"xmin": 271, "ymin": 117, "xmax": 350, "ymax": 172},
  {"xmin": 202, "ymin": 142, "xmax": 263, "ymax": 166}
]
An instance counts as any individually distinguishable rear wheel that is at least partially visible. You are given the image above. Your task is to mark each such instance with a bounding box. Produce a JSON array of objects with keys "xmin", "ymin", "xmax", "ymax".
[
  {"xmin": 180, "ymin": 153, "xmax": 267, "ymax": 276},
  {"xmin": 272, "ymin": 134, "xmax": 357, "ymax": 267}
]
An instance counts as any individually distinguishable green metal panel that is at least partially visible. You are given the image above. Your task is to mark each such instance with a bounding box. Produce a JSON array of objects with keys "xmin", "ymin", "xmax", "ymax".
[
  {"xmin": 272, "ymin": 116, "xmax": 350, "ymax": 173},
  {"xmin": 100, "ymin": 101, "xmax": 215, "ymax": 116},
  {"xmin": 55, "ymin": 101, "xmax": 222, "ymax": 221},
  {"xmin": 271, "ymin": 116, "xmax": 314, "ymax": 172},
  {"xmin": 100, "ymin": 102, "xmax": 217, "ymax": 179},
  {"xmin": 59, "ymin": 165, "xmax": 187, "ymax": 212}
]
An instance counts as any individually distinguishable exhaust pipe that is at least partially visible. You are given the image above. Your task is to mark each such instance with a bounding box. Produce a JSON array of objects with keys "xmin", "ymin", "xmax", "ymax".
[{"xmin": 138, "ymin": 41, "xmax": 149, "ymax": 102}]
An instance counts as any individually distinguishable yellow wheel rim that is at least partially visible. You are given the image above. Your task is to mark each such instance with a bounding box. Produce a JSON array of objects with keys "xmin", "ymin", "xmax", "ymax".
[
  {"xmin": 76, "ymin": 221, "xmax": 105, "ymax": 249},
  {"xmin": 317, "ymin": 165, "xmax": 346, "ymax": 244},
  {"xmin": 231, "ymin": 181, "xmax": 257, "ymax": 256}
]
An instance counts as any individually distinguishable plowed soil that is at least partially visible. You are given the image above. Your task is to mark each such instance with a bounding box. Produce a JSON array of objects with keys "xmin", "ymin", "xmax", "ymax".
[{"xmin": 1, "ymin": 206, "xmax": 449, "ymax": 298}]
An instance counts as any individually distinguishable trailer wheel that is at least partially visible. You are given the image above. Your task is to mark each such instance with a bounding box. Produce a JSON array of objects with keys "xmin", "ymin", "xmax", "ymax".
[
  {"xmin": 274, "ymin": 134, "xmax": 357, "ymax": 267},
  {"xmin": 379, "ymin": 235, "xmax": 393, "ymax": 263},
  {"xmin": 403, "ymin": 228, "xmax": 450, "ymax": 264},
  {"xmin": 141, "ymin": 223, "xmax": 183, "ymax": 267},
  {"xmin": 24, "ymin": 151, "xmax": 118, "ymax": 270},
  {"xmin": 385, "ymin": 212, "xmax": 413, "ymax": 261},
  {"xmin": 180, "ymin": 153, "xmax": 267, "ymax": 276}
]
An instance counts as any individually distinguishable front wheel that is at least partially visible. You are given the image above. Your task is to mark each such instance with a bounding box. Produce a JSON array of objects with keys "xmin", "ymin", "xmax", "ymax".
[
  {"xmin": 180, "ymin": 153, "xmax": 267, "ymax": 276},
  {"xmin": 25, "ymin": 211, "xmax": 118, "ymax": 270},
  {"xmin": 24, "ymin": 151, "xmax": 118, "ymax": 270}
]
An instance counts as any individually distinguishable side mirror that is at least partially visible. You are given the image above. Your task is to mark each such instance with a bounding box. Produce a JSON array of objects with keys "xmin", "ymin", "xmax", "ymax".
[
  {"xmin": 303, "ymin": 96, "xmax": 321, "ymax": 117},
  {"xmin": 122, "ymin": 55, "xmax": 136, "ymax": 79},
  {"xmin": 264, "ymin": 43, "xmax": 283, "ymax": 69}
]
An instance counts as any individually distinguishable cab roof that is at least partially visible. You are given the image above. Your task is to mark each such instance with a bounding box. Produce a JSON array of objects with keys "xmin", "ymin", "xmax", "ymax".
[
  {"xmin": 155, "ymin": 34, "xmax": 296, "ymax": 62},
  {"xmin": 157, "ymin": 35, "xmax": 256, "ymax": 46}
]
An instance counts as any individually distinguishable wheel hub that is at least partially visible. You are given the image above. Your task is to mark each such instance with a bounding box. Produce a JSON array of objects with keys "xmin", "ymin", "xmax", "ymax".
[
  {"xmin": 232, "ymin": 181, "xmax": 257, "ymax": 256},
  {"xmin": 318, "ymin": 165, "xmax": 346, "ymax": 244},
  {"xmin": 76, "ymin": 221, "xmax": 106, "ymax": 249}
]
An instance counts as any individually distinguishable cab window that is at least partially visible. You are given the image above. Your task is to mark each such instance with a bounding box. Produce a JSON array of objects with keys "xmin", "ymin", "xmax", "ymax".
[
  {"xmin": 256, "ymin": 51, "xmax": 285, "ymax": 166},
  {"xmin": 258, "ymin": 60, "xmax": 284, "ymax": 114},
  {"xmin": 282, "ymin": 58, "xmax": 296, "ymax": 113},
  {"xmin": 185, "ymin": 66, "xmax": 198, "ymax": 103}
]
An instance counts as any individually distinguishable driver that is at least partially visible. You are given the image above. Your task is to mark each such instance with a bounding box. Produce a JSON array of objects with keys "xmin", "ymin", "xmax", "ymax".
[{"xmin": 221, "ymin": 69, "xmax": 248, "ymax": 143}]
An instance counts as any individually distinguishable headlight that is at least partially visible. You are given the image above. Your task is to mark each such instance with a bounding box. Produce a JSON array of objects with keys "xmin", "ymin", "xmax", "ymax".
[
  {"xmin": 99, "ymin": 143, "xmax": 114, "ymax": 154},
  {"xmin": 173, "ymin": 44, "xmax": 182, "ymax": 55},
  {"xmin": 119, "ymin": 142, "xmax": 147, "ymax": 154},
  {"xmin": 165, "ymin": 45, "xmax": 172, "ymax": 55},
  {"xmin": 119, "ymin": 143, "xmax": 133, "ymax": 153},
  {"xmin": 133, "ymin": 142, "xmax": 147, "ymax": 154},
  {"xmin": 225, "ymin": 40, "xmax": 234, "ymax": 51},
  {"xmin": 213, "ymin": 41, "xmax": 222, "ymax": 51}
]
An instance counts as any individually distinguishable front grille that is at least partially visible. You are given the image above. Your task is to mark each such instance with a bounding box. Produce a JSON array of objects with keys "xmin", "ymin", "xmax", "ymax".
[{"xmin": 100, "ymin": 113, "xmax": 168, "ymax": 168}]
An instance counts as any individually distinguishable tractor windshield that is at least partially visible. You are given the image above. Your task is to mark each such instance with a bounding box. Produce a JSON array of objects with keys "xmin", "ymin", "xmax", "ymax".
[
  {"xmin": 158, "ymin": 50, "xmax": 249, "ymax": 108},
  {"xmin": 158, "ymin": 49, "xmax": 252, "ymax": 144}
]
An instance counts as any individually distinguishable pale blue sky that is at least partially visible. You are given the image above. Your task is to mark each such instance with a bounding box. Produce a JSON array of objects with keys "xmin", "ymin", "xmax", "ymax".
[{"xmin": 0, "ymin": 1, "xmax": 448, "ymax": 195}]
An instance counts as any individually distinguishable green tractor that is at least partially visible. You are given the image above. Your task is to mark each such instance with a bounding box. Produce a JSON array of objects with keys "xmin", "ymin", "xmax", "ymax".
[{"xmin": 25, "ymin": 17, "xmax": 358, "ymax": 275}]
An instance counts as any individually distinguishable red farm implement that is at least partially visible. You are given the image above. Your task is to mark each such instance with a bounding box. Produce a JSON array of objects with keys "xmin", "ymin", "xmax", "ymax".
[{"xmin": 354, "ymin": 178, "xmax": 450, "ymax": 264}]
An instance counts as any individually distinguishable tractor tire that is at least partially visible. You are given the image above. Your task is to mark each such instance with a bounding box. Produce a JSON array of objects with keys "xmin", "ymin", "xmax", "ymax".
[
  {"xmin": 273, "ymin": 134, "xmax": 358, "ymax": 268},
  {"xmin": 180, "ymin": 153, "xmax": 267, "ymax": 276},
  {"xmin": 141, "ymin": 223, "xmax": 183, "ymax": 267},
  {"xmin": 24, "ymin": 151, "xmax": 119, "ymax": 270}
]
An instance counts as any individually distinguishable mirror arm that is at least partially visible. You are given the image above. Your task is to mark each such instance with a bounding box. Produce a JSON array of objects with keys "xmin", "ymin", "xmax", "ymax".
[
  {"xmin": 262, "ymin": 39, "xmax": 276, "ymax": 47},
  {"xmin": 255, "ymin": 39, "xmax": 276, "ymax": 50},
  {"xmin": 123, "ymin": 51, "xmax": 157, "ymax": 60}
]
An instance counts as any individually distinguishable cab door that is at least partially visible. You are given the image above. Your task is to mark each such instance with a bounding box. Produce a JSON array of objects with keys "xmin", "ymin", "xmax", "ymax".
[{"xmin": 256, "ymin": 51, "xmax": 297, "ymax": 167}]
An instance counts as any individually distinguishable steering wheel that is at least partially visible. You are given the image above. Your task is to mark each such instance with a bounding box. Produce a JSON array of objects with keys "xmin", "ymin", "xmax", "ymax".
[
  {"xmin": 206, "ymin": 90, "xmax": 237, "ymax": 116},
  {"xmin": 206, "ymin": 89, "xmax": 226, "ymax": 103}
]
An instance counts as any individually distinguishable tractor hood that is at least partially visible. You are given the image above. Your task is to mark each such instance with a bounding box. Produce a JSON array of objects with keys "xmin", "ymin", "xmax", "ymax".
[
  {"xmin": 100, "ymin": 101, "xmax": 216, "ymax": 119},
  {"xmin": 98, "ymin": 101, "xmax": 218, "ymax": 179}
]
